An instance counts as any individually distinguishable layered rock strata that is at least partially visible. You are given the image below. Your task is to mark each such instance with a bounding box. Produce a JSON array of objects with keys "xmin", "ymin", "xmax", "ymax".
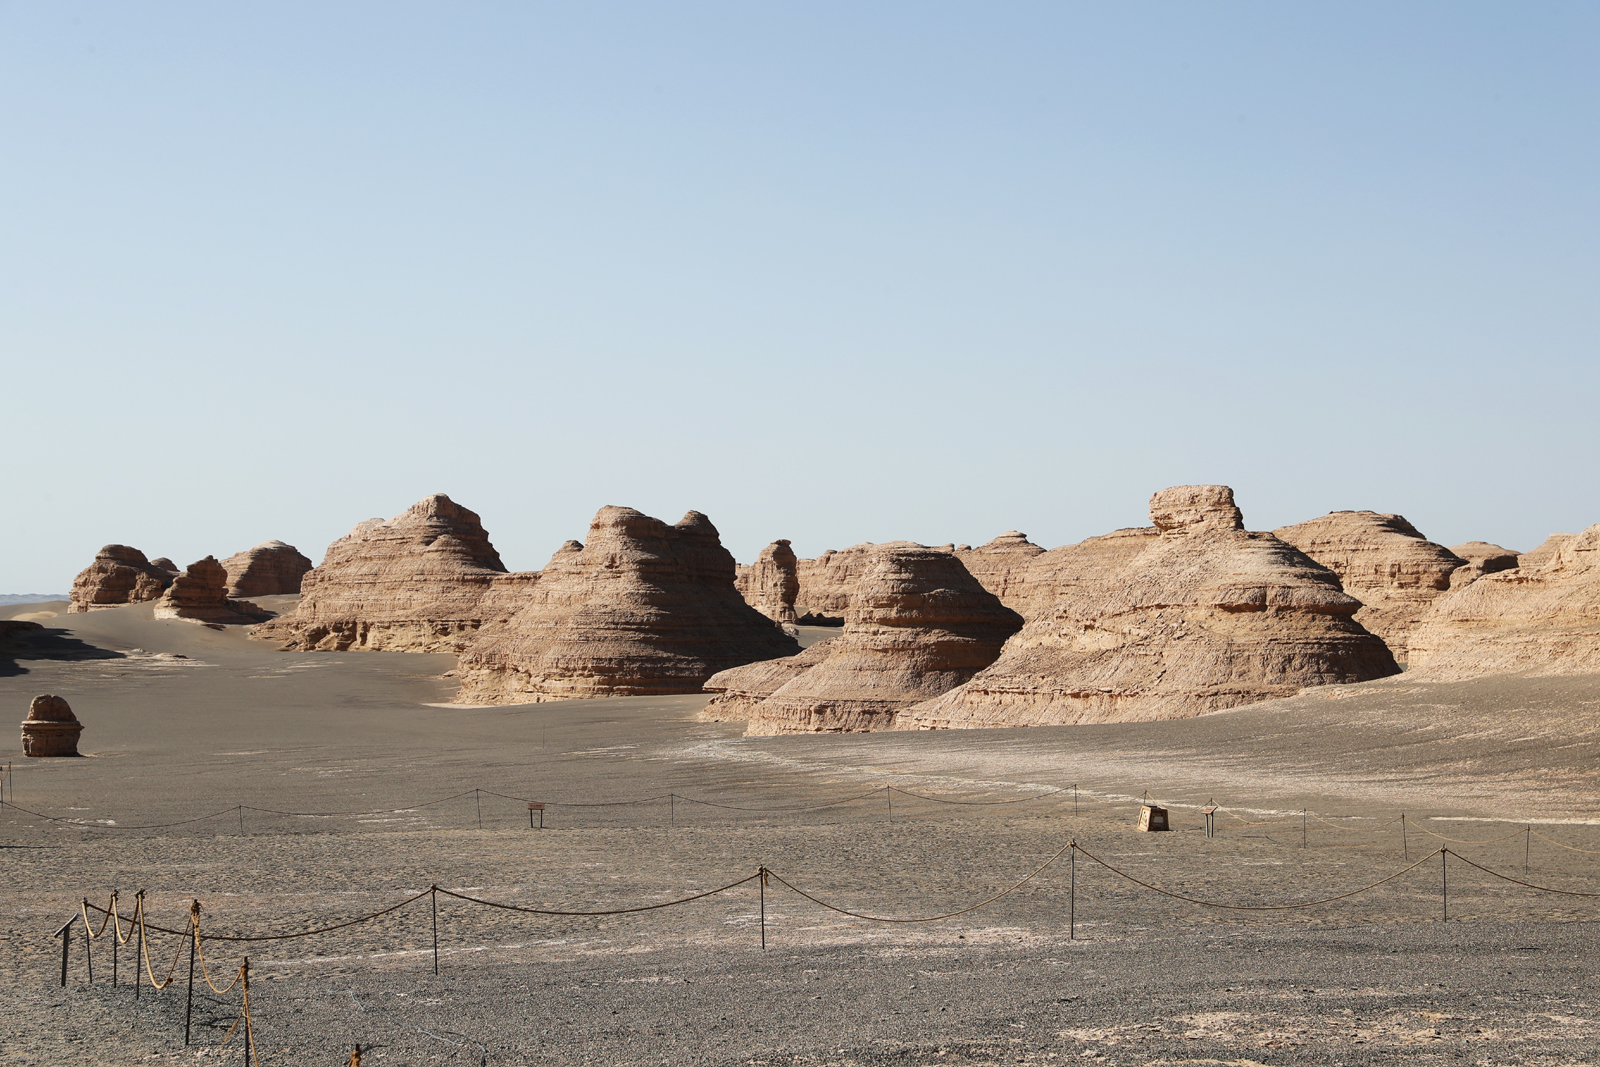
[
  {"xmin": 154, "ymin": 557, "xmax": 271, "ymax": 625},
  {"xmin": 222, "ymin": 541, "xmax": 314, "ymax": 597},
  {"xmin": 704, "ymin": 545, "xmax": 1023, "ymax": 734},
  {"xmin": 22, "ymin": 694, "xmax": 82, "ymax": 757},
  {"xmin": 901, "ymin": 486, "xmax": 1399, "ymax": 729},
  {"xmin": 454, "ymin": 507, "xmax": 800, "ymax": 703},
  {"xmin": 1520, "ymin": 534, "xmax": 1577, "ymax": 572},
  {"xmin": 1449, "ymin": 542, "xmax": 1521, "ymax": 580},
  {"xmin": 1408, "ymin": 524, "xmax": 1600, "ymax": 680},
  {"xmin": 251, "ymin": 494, "xmax": 536, "ymax": 652},
  {"xmin": 1014, "ymin": 527, "xmax": 1160, "ymax": 618},
  {"xmin": 954, "ymin": 532, "xmax": 1046, "ymax": 613},
  {"xmin": 1273, "ymin": 511, "xmax": 1466, "ymax": 661},
  {"xmin": 794, "ymin": 544, "xmax": 881, "ymax": 624},
  {"xmin": 68, "ymin": 546, "xmax": 178, "ymax": 613},
  {"xmin": 735, "ymin": 540, "xmax": 800, "ymax": 624}
]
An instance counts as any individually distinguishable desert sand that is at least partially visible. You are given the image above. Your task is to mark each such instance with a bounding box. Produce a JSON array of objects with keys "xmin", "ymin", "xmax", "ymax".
[{"xmin": 5, "ymin": 597, "xmax": 1600, "ymax": 1065}]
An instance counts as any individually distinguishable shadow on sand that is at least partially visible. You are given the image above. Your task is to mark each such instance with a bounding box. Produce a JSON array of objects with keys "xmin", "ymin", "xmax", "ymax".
[{"xmin": 0, "ymin": 621, "xmax": 123, "ymax": 678}]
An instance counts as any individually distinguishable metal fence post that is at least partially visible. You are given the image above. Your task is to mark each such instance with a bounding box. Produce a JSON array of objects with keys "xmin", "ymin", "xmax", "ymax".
[
  {"xmin": 431, "ymin": 886, "xmax": 440, "ymax": 975},
  {"xmin": 1069, "ymin": 844, "xmax": 1076, "ymax": 940},
  {"xmin": 184, "ymin": 905, "xmax": 198, "ymax": 1045},
  {"xmin": 55, "ymin": 915, "xmax": 75, "ymax": 987}
]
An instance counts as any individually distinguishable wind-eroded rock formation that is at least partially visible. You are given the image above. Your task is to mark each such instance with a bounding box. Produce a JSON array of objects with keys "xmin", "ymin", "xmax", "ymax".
[
  {"xmin": 1408, "ymin": 524, "xmax": 1600, "ymax": 680},
  {"xmin": 453, "ymin": 507, "xmax": 800, "ymax": 703},
  {"xmin": 153, "ymin": 557, "xmax": 271, "ymax": 625},
  {"xmin": 1520, "ymin": 534, "xmax": 1576, "ymax": 571},
  {"xmin": 223, "ymin": 541, "xmax": 314, "ymax": 597},
  {"xmin": 704, "ymin": 545, "xmax": 1022, "ymax": 734},
  {"xmin": 794, "ymin": 544, "xmax": 878, "ymax": 624},
  {"xmin": 68, "ymin": 546, "xmax": 178, "ymax": 613},
  {"xmin": 735, "ymin": 540, "xmax": 800, "ymax": 624},
  {"xmin": 21, "ymin": 695, "xmax": 82, "ymax": 757},
  {"xmin": 251, "ymin": 494, "xmax": 536, "ymax": 652},
  {"xmin": 1014, "ymin": 527, "xmax": 1160, "ymax": 618},
  {"xmin": 901, "ymin": 486, "xmax": 1399, "ymax": 729},
  {"xmin": 954, "ymin": 532, "xmax": 1046, "ymax": 613},
  {"xmin": 1273, "ymin": 511, "xmax": 1465, "ymax": 661},
  {"xmin": 1448, "ymin": 542, "xmax": 1521, "ymax": 581}
]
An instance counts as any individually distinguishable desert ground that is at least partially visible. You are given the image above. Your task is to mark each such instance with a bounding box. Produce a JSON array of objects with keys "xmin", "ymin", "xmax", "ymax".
[{"xmin": 4, "ymin": 599, "xmax": 1600, "ymax": 1065}]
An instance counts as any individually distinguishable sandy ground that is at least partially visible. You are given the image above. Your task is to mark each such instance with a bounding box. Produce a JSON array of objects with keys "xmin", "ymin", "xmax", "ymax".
[{"xmin": 3, "ymin": 599, "xmax": 1600, "ymax": 1065}]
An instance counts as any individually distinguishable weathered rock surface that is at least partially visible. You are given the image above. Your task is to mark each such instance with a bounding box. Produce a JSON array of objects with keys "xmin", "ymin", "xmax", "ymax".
[
  {"xmin": 22, "ymin": 694, "xmax": 82, "ymax": 757},
  {"xmin": 794, "ymin": 544, "xmax": 879, "ymax": 624},
  {"xmin": 901, "ymin": 486, "xmax": 1399, "ymax": 729},
  {"xmin": 1273, "ymin": 511, "xmax": 1466, "ymax": 661},
  {"xmin": 1520, "ymin": 533, "xmax": 1577, "ymax": 572},
  {"xmin": 1408, "ymin": 524, "xmax": 1600, "ymax": 680},
  {"xmin": 1449, "ymin": 541, "xmax": 1521, "ymax": 579},
  {"xmin": 251, "ymin": 494, "xmax": 536, "ymax": 652},
  {"xmin": 153, "ymin": 557, "xmax": 271, "ymax": 625},
  {"xmin": 454, "ymin": 507, "xmax": 800, "ymax": 703},
  {"xmin": 222, "ymin": 540, "xmax": 314, "ymax": 597},
  {"xmin": 704, "ymin": 545, "xmax": 1023, "ymax": 734},
  {"xmin": 955, "ymin": 532, "xmax": 1046, "ymax": 613},
  {"xmin": 735, "ymin": 540, "xmax": 800, "ymax": 624},
  {"xmin": 1014, "ymin": 527, "xmax": 1161, "ymax": 618},
  {"xmin": 68, "ymin": 546, "xmax": 176, "ymax": 613}
]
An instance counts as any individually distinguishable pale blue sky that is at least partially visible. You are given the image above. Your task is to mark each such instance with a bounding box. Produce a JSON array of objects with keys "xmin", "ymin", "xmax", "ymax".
[{"xmin": 4, "ymin": 3, "xmax": 1597, "ymax": 590}]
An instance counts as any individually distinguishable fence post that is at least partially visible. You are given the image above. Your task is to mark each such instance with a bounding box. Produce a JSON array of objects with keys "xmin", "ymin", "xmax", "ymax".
[
  {"xmin": 55, "ymin": 915, "xmax": 75, "ymax": 987},
  {"xmin": 134, "ymin": 890, "xmax": 144, "ymax": 1000},
  {"xmin": 431, "ymin": 886, "xmax": 439, "ymax": 975},
  {"xmin": 1073, "ymin": 784, "xmax": 1078, "ymax": 817},
  {"xmin": 759, "ymin": 867, "xmax": 767, "ymax": 950},
  {"xmin": 1302, "ymin": 810, "xmax": 1307, "ymax": 849},
  {"xmin": 1069, "ymin": 843, "xmax": 1076, "ymax": 940},
  {"xmin": 476, "ymin": 789, "xmax": 482, "ymax": 831},
  {"xmin": 184, "ymin": 903, "xmax": 198, "ymax": 1045},
  {"xmin": 83, "ymin": 899, "xmax": 93, "ymax": 984},
  {"xmin": 1525, "ymin": 827, "xmax": 1531, "ymax": 873},
  {"xmin": 238, "ymin": 805, "xmax": 245, "ymax": 836},
  {"xmin": 111, "ymin": 892, "xmax": 118, "ymax": 987},
  {"xmin": 1441, "ymin": 849, "xmax": 1448, "ymax": 923},
  {"xmin": 242, "ymin": 957, "xmax": 251, "ymax": 1067},
  {"xmin": 670, "ymin": 793, "xmax": 675, "ymax": 829},
  {"xmin": 1401, "ymin": 814, "xmax": 1408, "ymax": 859},
  {"xmin": 885, "ymin": 786, "xmax": 892, "ymax": 819}
]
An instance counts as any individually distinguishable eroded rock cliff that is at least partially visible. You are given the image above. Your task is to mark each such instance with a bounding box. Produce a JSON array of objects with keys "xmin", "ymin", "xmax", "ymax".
[
  {"xmin": 153, "ymin": 556, "xmax": 271, "ymax": 625},
  {"xmin": 954, "ymin": 532, "xmax": 1046, "ymax": 613},
  {"xmin": 68, "ymin": 546, "xmax": 177, "ymax": 613},
  {"xmin": 222, "ymin": 541, "xmax": 315, "ymax": 597},
  {"xmin": 735, "ymin": 540, "xmax": 800, "ymax": 624}
]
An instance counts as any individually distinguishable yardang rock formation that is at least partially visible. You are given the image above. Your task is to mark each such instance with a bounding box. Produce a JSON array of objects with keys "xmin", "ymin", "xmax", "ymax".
[
  {"xmin": 1273, "ymin": 511, "xmax": 1465, "ymax": 662},
  {"xmin": 954, "ymin": 531, "xmax": 1046, "ymax": 613},
  {"xmin": 222, "ymin": 540, "xmax": 314, "ymax": 597},
  {"xmin": 793, "ymin": 544, "xmax": 879, "ymax": 624},
  {"xmin": 1408, "ymin": 523, "xmax": 1600, "ymax": 680},
  {"xmin": 153, "ymin": 557, "xmax": 271, "ymax": 625},
  {"xmin": 453, "ymin": 507, "xmax": 800, "ymax": 704},
  {"xmin": 735, "ymin": 540, "xmax": 800, "ymax": 625},
  {"xmin": 68, "ymin": 546, "xmax": 179, "ymax": 613},
  {"xmin": 251, "ymin": 494, "xmax": 536, "ymax": 652},
  {"xmin": 901, "ymin": 486, "xmax": 1399, "ymax": 729},
  {"xmin": 704, "ymin": 544, "xmax": 1022, "ymax": 734}
]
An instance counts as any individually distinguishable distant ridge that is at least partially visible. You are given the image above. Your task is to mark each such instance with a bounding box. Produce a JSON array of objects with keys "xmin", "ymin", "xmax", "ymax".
[{"xmin": 0, "ymin": 593, "xmax": 67, "ymax": 605}]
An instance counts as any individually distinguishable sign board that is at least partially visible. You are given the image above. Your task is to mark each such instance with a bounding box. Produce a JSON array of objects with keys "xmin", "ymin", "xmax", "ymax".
[
  {"xmin": 527, "ymin": 802, "xmax": 546, "ymax": 811},
  {"xmin": 1137, "ymin": 804, "xmax": 1170, "ymax": 832}
]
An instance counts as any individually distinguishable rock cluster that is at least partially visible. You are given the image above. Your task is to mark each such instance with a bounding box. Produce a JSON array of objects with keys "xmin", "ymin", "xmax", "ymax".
[
  {"xmin": 68, "ymin": 546, "xmax": 179, "ymax": 613},
  {"xmin": 794, "ymin": 544, "xmax": 879, "ymax": 624},
  {"xmin": 153, "ymin": 557, "xmax": 271, "ymax": 625},
  {"xmin": 21, "ymin": 695, "xmax": 82, "ymax": 757},
  {"xmin": 954, "ymin": 532, "xmax": 1046, "ymax": 612},
  {"xmin": 704, "ymin": 545, "xmax": 1022, "ymax": 734},
  {"xmin": 222, "ymin": 541, "xmax": 314, "ymax": 597},
  {"xmin": 454, "ymin": 507, "xmax": 800, "ymax": 704},
  {"xmin": 901, "ymin": 486, "xmax": 1399, "ymax": 729},
  {"xmin": 1273, "ymin": 511, "xmax": 1465, "ymax": 661},
  {"xmin": 1408, "ymin": 523, "xmax": 1600, "ymax": 680},
  {"xmin": 735, "ymin": 540, "xmax": 800, "ymax": 624},
  {"xmin": 251, "ymin": 495, "xmax": 536, "ymax": 652}
]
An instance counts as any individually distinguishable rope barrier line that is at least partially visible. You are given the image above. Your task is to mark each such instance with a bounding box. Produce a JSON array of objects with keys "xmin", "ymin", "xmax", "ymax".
[
  {"xmin": 1304, "ymin": 812, "xmax": 1405, "ymax": 832},
  {"xmin": 1530, "ymin": 829, "xmax": 1600, "ymax": 855},
  {"xmin": 1402, "ymin": 822, "xmax": 1528, "ymax": 846},
  {"xmin": 1445, "ymin": 850, "xmax": 1600, "ymax": 898},
  {"xmin": 435, "ymin": 872, "xmax": 762, "ymax": 916},
  {"xmin": 671, "ymin": 789, "xmax": 888, "ymax": 814},
  {"xmin": 190, "ymin": 904, "xmax": 245, "ymax": 994},
  {"xmin": 7, "ymin": 801, "xmax": 240, "ymax": 831},
  {"xmin": 1071, "ymin": 842, "xmax": 1445, "ymax": 911},
  {"xmin": 886, "ymin": 786, "xmax": 1068, "ymax": 806},
  {"xmin": 241, "ymin": 789, "xmax": 480, "ymax": 818},
  {"xmin": 90, "ymin": 889, "xmax": 434, "ymax": 943},
  {"xmin": 765, "ymin": 842, "xmax": 1075, "ymax": 923},
  {"xmin": 139, "ymin": 899, "xmax": 187, "ymax": 991}
]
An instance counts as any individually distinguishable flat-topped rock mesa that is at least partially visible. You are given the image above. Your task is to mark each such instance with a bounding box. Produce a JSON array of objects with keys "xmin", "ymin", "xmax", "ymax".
[
  {"xmin": 1448, "ymin": 541, "xmax": 1521, "ymax": 582},
  {"xmin": 735, "ymin": 540, "xmax": 800, "ymax": 624},
  {"xmin": 250, "ymin": 494, "xmax": 537, "ymax": 652},
  {"xmin": 1273, "ymin": 511, "xmax": 1466, "ymax": 661},
  {"xmin": 222, "ymin": 540, "xmax": 314, "ymax": 597},
  {"xmin": 704, "ymin": 545, "xmax": 1023, "ymax": 734},
  {"xmin": 793, "ymin": 543, "xmax": 879, "ymax": 624},
  {"xmin": 67, "ymin": 546, "xmax": 180, "ymax": 613},
  {"xmin": 1408, "ymin": 523, "xmax": 1600, "ymax": 680},
  {"xmin": 453, "ymin": 507, "xmax": 801, "ymax": 704},
  {"xmin": 900, "ymin": 485, "xmax": 1399, "ymax": 730},
  {"xmin": 954, "ymin": 531, "xmax": 1046, "ymax": 612},
  {"xmin": 153, "ymin": 556, "xmax": 271, "ymax": 625},
  {"xmin": 1520, "ymin": 533, "xmax": 1577, "ymax": 572}
]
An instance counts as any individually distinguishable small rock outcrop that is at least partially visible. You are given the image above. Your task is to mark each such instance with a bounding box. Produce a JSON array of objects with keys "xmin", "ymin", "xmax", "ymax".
[
  {"xmin": 153, "ymin": 557, "xmax": 271, "ymax": 625},
  {"xmin": 1408, "ymin": 524, "xmax": 1600, "ymax": 680},
  {"xmin": 250, "ymin": 495, "xmax": 537, "ymax": 652},
  {"xmin": 68, "ymin": 546, "xmax": 177, "ymax": 613},
  {"xmin": 901, "ymin": 486, "xmax": 1399, "ymax": 730},
  {"xmin": 454, "ymin": 507, "xmax": 800, "ymax": 703},
  {"xmin": 954, "ymin": 532, "xmax": 1046, "ymax": 613},
  {"xmin": 735, "ymin": 540, "xmax": 800, "ymax": 624},
  {"xmin": 1273, "ymin": 511, "xmax": 1466, "ymax": 661},
  {"xmin": 22, "ymin": 695, "xmax": 82, "ymax": 757},
  {"xmin": 704, "ymin": 545, "xmax": 1023, "ymax": 734},
  {"xmin": 794, "ymin": 544, "xmax": 879, "ymax": 623},
  {"xmin": 1448, "ymin": 542, "xmax": 1521, "ymax": 580},
  {"xmin": 222, "ymin": 541, "xmax": 315, "ymax": 597}
]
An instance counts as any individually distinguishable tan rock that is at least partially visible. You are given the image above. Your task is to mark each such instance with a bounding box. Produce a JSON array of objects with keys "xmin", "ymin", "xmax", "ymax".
[
  {"xmin": 735, "ymin": 540, "xmax": 799, "ymax": 624},
  {"xmin": 153, "ymin": 557, "xmax": 271, "ymax": 625},
  {"xmin": 1408, "ymin": 524, "xmax": 1600, "ymax": 680},
  {"xmin": 67, "ymin": 546, "xmax": 176, "ymax": 613},
  {"xmin": 793, "ymin": 543, "xmax": 878, "ymax": 624},
  {"xmin": 954, "ymin": 531, "xmax": 1046, "ymax": 612},
  {"xmin": 250, "ymin": 494, "xmax": 536, "ymax": 652},
  {"xmin": 1273, "ymin": 511, "xmax": 1465, "ymax": 661},
  {"xmin": 1520, "ymin": 533, "xmax": 1577, "ymax": 572},
  {"xmin": 1014, "ymin": 527, "xmax": 1160, "ymax": 618},
  {"xmin": 705, "ymin": 545, "xmax": 1022, "ymax": 734},
  {"xmin": 1449, "ymin": 541, "xmax": 1521, "ymax": 579},
  {"xmin": 22, "ymin": 694, "xmax": 82, "ymax": 757},
  {"xmin": 900, "ymin": 486, "xmax": 1399, "ymax": 729},
  {"xmin": 454, "ymin": 507, "xmax": 800, "ymax": 704},
  {"xmin": 222, "ymin": 540, "xmax": 314, "ymax": 597}
]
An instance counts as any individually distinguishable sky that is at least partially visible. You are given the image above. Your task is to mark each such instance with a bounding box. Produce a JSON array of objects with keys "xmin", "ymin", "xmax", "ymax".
[{"xmin": 4, "ymin": 2, "xmax": 1597, "ymax": 591}]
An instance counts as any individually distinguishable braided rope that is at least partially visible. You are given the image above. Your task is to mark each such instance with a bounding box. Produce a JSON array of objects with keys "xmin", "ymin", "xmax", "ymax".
[
  {"xmin": 1529, "ymin": 830, "xmax": 1600, "ymax": 855},
  {"xmin": 190, "ymin": 904, "xmax": 244, "ymax": 994},
  {"xmin": 1402, "ymin": 822, "xmax": 1528, "ymax": 846},
  {"xmin": 138, "ymin": 897, "xmax": 185, "ymax": 990},
  {"xmin": 435, "ymin": 872, "xmax": 761, "ymax": 916},
  {"xmin": 1445, "ymin": 850, "xmax": 1600, "ymax": 898}
]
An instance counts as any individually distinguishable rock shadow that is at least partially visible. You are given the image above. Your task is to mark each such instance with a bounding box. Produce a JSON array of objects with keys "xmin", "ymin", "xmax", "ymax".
[{"xmin": 0, "ymin": 621, "xmax": 123, "ymax": 678}]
